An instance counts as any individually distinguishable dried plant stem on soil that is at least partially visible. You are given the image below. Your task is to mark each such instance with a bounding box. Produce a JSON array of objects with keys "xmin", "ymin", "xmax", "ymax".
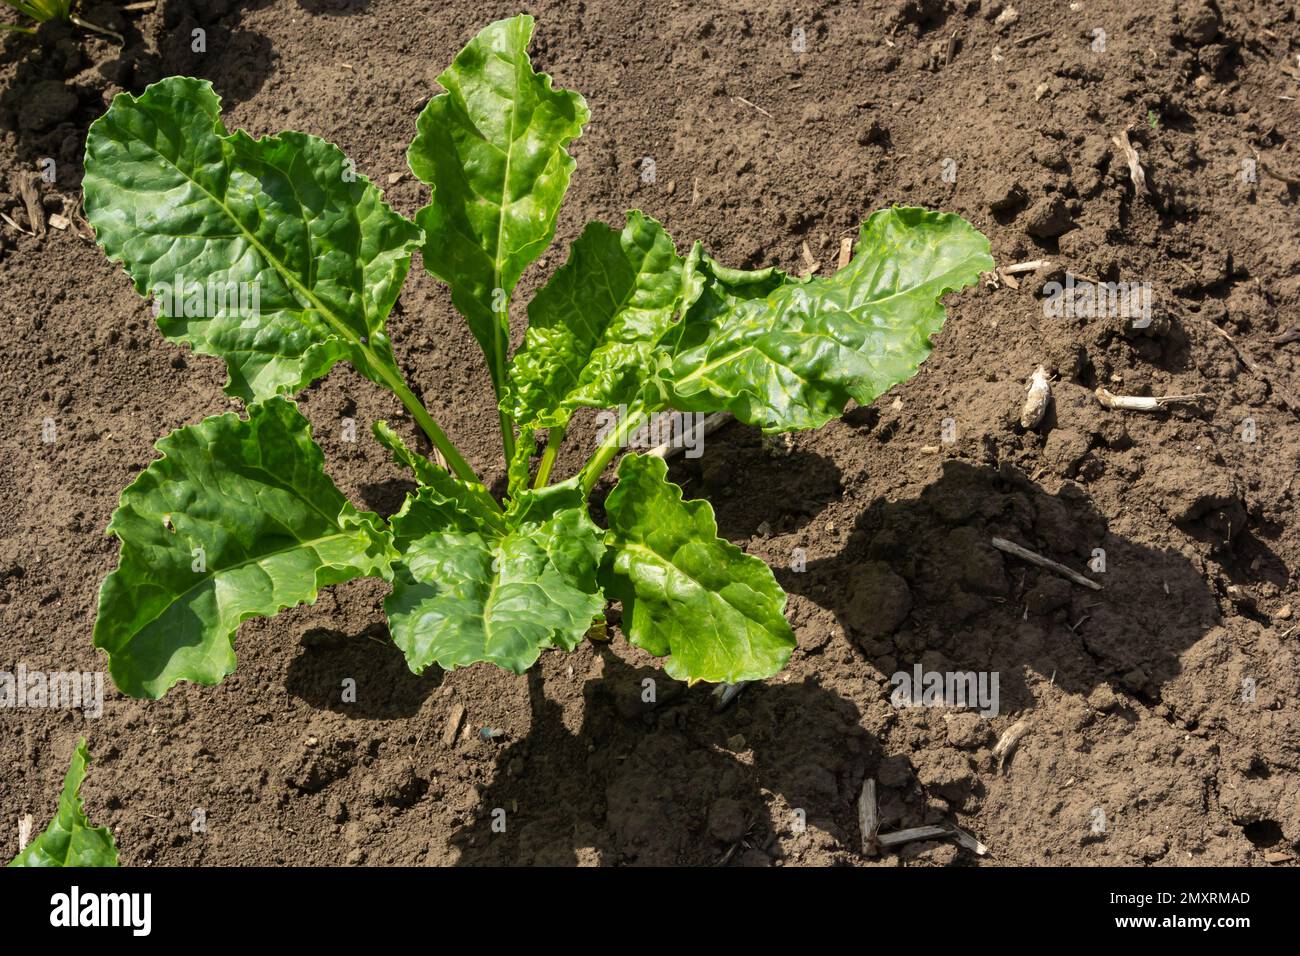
[
  {"xmin": 441, "ymin": 704, "xmax": 466, "ymax": 747},
  {"xmin": 1111, "ymin": 126, "xmax": 1151, "ymax": 202},
  {"xmin": 14, "ymin": 171, "xmax": 45, "ymax": 238},
  {"xmin": 1000, "ymin": 259, "xmax": 1050, "ymax": 275},
  {"xmin": 1197, "ymin": 317, "xmax": 1300, "ymax": 420},
  {"xmin": 876, "ymin": 824, "xmax": 950, "ymax": 847},
  {"xmin": 1094, "ymin": 386, "xmax": 1205, "ymax": 411},
  {"xmin": 992, "ymin": 719, "xmax": 1033, "ymax": 773},
  {"xmin": 1012, "ymin": 30, "xmax": 1051, "ymax": 47},
  {"xmin": 951, "ymin": 824, "xmax": 990, "ymax": 856},
  {"xmin": 990, "ymin": 537, "xmax": 1101, "ymax": 590},
  {"xmin": 647, "ymin": 412, "xmax": 735, "ymax": 460},
  {"xmin": 858, "ymin": 778, "xmax": 879, "ymax": 855},
  {"xmin": 838, "ymin": 237, "xmax": 854, "ymax": 270},
  {"xmin": 711, "ymin": 681, "xmax": 749, "ymax": 712}
]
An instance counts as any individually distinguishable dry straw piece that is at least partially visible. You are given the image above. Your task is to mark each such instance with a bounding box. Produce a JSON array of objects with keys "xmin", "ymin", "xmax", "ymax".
[{"xmin": 1094, "ymin": 386, "xmax": 1205, "ymax": 411}]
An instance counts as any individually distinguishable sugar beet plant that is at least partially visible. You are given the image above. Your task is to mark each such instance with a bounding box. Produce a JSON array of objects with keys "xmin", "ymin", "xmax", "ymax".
[
  {"xmin": 83, "ymin": 15, "xmax": 992, "ymax": 700},
  {"xmin": 9, "ymin": 740, "xmax": 117, "ymax": 867}
]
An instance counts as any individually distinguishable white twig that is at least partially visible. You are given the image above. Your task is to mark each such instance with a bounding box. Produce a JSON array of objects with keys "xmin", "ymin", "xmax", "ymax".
[
  {"xmin": 1094, "ymin": 386, "xmax": 1205, "ymax": 411},
  {"xmin": 647, "ymin": 412, "xmax": 734, "ymax": 460},
  {"xmin": 991, "ymin": 537, "xmax": 1102, "ymax": 590},
  {"xmin": 732, "ymin": 95, "xmax": 773, "ymax": 118},
  {"xmin": 837, "ymin": 237, "xmax": 854, "ymax": 271},
  {"xmin": 951, "ymin": 823, "xmax": 990, "ymax": 856},
  {"xmin": 0, "ymin": 212, "xmax": 31, "ymax": 235},
  {"xmin": 441, "ymin": 703, "xmax": 466, "ymax": 746},
  {"xmin": 876, "ymin": 825, "xmax": 949, "ymax": 848},
  {"xmin": 1000, "ymin": 259, "xmax": 1051, "ymax": 275},
  {"xmin": 711, "ymin": 681, "xmax": 749, "ymax": 712},
  {"xmin": 874, "ymin": 821, "xmax": 991, "ymax": 856}
]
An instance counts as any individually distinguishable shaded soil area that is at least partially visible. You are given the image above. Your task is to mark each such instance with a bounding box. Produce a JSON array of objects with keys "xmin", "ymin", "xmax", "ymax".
[{"xmin": 2, "ymin": 0, "xmax": 1298, "ymax": 865}]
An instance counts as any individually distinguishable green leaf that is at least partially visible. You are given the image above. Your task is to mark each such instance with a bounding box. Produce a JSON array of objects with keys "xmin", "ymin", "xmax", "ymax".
[
  {"xmin": 407, "ymin": 14, "xmax": 589, "ymax": 390},
  {"xmin": 83, "ymin": 76, "xmax": 422, "ymax": 403},
  {"xmin": 94, "ymin": 398, "xmax": 395, "ymax": 699},
  {"xmin": 601, "ymin": 454, "xmax": 795, "ymax": 683},
  {"xmin": 10, "ymin": 740, "xmax": 118, "ymax": 868},
  {"xmin": 505, "ymin": 210, "xmax": 685, "ymax": 430},
  {"xmin": 385, "ymin": 479, "xmax": 604, "ymax": 675},
  {"xmin": 372, "ymin": 420, "xmax": 506, "ymax": 534},
  {"xmin": 661, "ymin": 206, "xmax": 993, "ymax": 432}
]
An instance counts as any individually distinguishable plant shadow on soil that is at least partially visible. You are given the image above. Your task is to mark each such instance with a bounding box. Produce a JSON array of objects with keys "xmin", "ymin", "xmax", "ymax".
[
  {"xmin": 286, "ymin": 620, "xmax": 443, "ymax": 719},
  {"xmin": 777, "ymin": 456, "xmax": 1227, "ymax": 709},
  {"xmin": 0, "ymin": 1, "xmax": 282, "ymax": 171},
  {"xmin": 448, "ymin": 654, "xmax": 880, "ymax": 866},
  {"xmin": 446, "ymin": 443, "xmax": 1232, "ymax": 864}
]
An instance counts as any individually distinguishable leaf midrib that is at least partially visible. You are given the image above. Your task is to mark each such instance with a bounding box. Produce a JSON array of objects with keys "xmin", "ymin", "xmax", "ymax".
[
  {"xmin": 136, "ymin": 128, "xmax": 372, "ymax": 361},
  {"xmin": 612, "ymin": 538, "xmax": 771, "ymax": 669},
  {"xmin": 521, "ymin": 225, "xmax": 667, "ymax": 421},
  {"xmin": 117, "ymin": 527, "xmax": 371, "ymax": 649}
]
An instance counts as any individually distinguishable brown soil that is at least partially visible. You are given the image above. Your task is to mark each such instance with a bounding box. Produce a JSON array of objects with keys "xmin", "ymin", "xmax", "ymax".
[{"xmin": 2, "ymin": 0, "xmax": 1298, "ymax": 866}]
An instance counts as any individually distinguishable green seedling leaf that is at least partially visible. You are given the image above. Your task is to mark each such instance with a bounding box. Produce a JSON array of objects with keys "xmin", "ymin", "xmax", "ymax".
[
  {"xmin": 94, "ymin": 398, "xmax": 395, "ymax": 699},
  {"xmin": 600, "ymin": 454, "xmax": 795, "ymax": 683},
  {"xmin": 661, "ymin": 206, "xmax": 994, "ymax": 432},
  {"xmin": 407, "ymin": 14, "xmax": 589, "ymax": 391},
  {"xmin": 10, "ymin": 740, "xmax": 118, "ymax": 868},
  {"xmin": 386, "ymin": 479, "xmax": 604, "ymax": 675},
  {"xmin": 83, "ymin": 76, "xmax": 422, "ymax": 403},
  {"xmin": 4, "ymin": 0, "xmax": 72, "ymax": 24},
  {"xmin": 506, "ymin": 210, "xmax": 685, "ymax": 430}
]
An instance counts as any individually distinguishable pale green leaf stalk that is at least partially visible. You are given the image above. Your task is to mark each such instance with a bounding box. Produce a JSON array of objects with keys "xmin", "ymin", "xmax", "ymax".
[
  {"xmin": 504, "ymin": 210, "xmax": 684, "ymax": 493},
  {"xmin": 9, "ymin": 740, "xmax": 118, "ymax": 868},
  {"xmin": 407, "ymin": 14, "xmax": 590, "ymax": 459},
  {"xmin": 83, "ymin": 14, "xmax": 991, "ymax": 698}
]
